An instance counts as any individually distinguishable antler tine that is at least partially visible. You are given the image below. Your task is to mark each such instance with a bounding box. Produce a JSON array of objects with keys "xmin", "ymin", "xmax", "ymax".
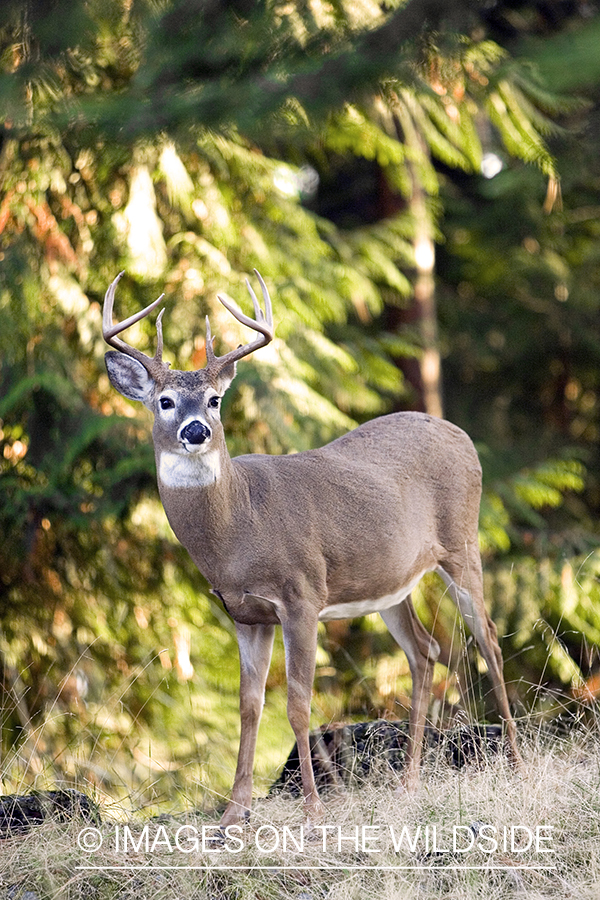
[
  {"xmin": 155, "ymin": 307, "xmax": 165, "ymax": 362},
  {"xmin": 103, "ymin": 272, "xmax": 165, "ymax": 341},
  {"xmin": 205, "ymin": 315, "xmax": 217, "ymax": 365},
  {"xmin": 253, "ymin": 268, "xmax": 273, "ymax": 327},
  {"xmin": 245, "ymin": 277, "xmax": 262, "ymax": 323},
  {"xmin": 103, "ymin": 272, "xmax": 169, "ymax": 376},
  {"xmin": 216, "ymin": 291, "xmax": 272, "ymax": 340},
  {"xmin": 206, "ymin": 270, "xmax": 274, "ymax": 374}
]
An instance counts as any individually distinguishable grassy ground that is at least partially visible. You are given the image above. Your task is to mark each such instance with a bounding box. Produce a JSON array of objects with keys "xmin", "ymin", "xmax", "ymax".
[{"xmin": 1, "ymin": 721, "xmax": 599, "ymax": 899}]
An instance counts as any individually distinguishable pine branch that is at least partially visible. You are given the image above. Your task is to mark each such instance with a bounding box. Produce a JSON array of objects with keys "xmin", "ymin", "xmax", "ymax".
[{"xmin": 123, "ymin": 0, "xmax": 481, "ymax": 137}]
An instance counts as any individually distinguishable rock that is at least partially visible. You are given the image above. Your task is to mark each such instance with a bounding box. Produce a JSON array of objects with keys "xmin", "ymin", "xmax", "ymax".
[
  {"xmin": 0, "ymin": 789, "xmax": 100, "ymax": 838},
  {"xmin": 270, "ymin": 720, "xmax": 504, "ymax": 795}
]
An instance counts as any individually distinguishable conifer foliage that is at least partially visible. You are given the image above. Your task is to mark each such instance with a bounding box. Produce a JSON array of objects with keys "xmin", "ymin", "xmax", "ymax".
[{"xmin": 1, "ymin": 0, "xmax": 599, "ymax": 800}]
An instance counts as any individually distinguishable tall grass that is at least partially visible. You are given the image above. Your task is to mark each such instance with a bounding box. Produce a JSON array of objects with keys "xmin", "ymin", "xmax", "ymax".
[
  {"xmin": 1, "ymin": 717, "xmax": 600, "ymax": 899},
  {"xmin": 3, "ymin": 564, "xmax": 600, "ymax": 898}
]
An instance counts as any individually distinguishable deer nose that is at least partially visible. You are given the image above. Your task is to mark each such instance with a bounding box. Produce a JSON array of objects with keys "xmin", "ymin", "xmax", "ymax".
[{"xmin": 180, "ymin": 420, "xmax": 211, "ymax": 445}]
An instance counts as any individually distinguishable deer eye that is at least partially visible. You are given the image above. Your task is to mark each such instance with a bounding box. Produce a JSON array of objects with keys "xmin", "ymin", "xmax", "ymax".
[
  {"xmin": 159, "ymin": 396, "xmax": 175, "ymax": 410},
  {"xmin": 207, "ymin": 396, "xmax": 220, "ymax": 409}
]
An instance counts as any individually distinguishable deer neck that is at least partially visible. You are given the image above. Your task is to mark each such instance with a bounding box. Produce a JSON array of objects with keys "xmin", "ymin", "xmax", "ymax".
[{"xmin": 155, "ymin": 438, "xmax": 247, "ymax": 578}]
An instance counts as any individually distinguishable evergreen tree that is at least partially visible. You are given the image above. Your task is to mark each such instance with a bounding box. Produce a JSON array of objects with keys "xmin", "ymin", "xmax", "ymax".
[{"xmin": 1, "ymin": 0, "xmax": 599, "ymax": 800}]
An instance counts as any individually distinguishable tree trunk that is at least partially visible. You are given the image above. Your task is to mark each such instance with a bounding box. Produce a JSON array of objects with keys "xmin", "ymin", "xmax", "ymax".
[
  {"xmin": 389, "ymin": 104, "xmax": 444, "ymax": 417},
  {"xmin": 410, "ymin": 180, "xmax": 443, "ymax": 418}
]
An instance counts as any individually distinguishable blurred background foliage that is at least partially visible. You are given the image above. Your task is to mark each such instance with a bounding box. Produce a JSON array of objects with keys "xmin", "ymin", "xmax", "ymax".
[{"xmin": 1, "ymin": 0, "xmax": 600, "ymax": 811}]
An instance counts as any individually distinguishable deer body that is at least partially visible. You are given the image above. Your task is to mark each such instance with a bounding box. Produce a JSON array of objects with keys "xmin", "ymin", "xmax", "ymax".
[
  {"xmin": 103, "ymin": 272, "xmax": 521, "ymax": 826},
  {"xmin": 158, "ymin": 412, "xmax": 479, "ymax": 625}
]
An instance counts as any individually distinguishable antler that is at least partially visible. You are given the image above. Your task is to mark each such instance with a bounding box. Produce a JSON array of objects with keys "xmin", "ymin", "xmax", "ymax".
[
  {"xmin": 205, "ymin": 270, "xmax": 274, "ymax": 375},
  {"xmin": 103, "ymin": 269, "xmax": 273, "ymax": 379},
  {"xmin": 103, "ymin": 272, "xmax": 170, "ymax": 378}
]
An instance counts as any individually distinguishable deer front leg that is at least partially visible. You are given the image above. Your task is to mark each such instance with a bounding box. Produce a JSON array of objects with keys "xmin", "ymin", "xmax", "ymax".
[
  {"xmin": 221, "ymin": 622, "xmax": 275, "ymax": 827},
  {"xmin": 280, "ymin": 609, "xmax": 325, "ymax": 824}
]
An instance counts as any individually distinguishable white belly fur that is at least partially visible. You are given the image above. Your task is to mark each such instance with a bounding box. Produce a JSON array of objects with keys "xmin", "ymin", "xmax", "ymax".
[{"xmin": 318, "ymin": 570, "xmax": 429, "ymax": 621}]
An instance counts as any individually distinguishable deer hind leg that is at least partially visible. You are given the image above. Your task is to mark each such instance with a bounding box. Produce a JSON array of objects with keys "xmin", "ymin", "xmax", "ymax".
[
  {"xmin": 221, "ymin": 622, "xmax": 275, "ymax": 827},
  {"xmin": 380, "ymin": 596, "xmax": 440, "ymax": 790},
  {"xmin": 436, "ymin": 548, "xmax": 522, "ymax": 768}
]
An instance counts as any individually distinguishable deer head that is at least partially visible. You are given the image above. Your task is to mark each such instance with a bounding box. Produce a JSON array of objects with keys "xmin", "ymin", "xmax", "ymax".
[{"xmin": 103, "ymin": 270, "xmax": 273, "ymax": 486}]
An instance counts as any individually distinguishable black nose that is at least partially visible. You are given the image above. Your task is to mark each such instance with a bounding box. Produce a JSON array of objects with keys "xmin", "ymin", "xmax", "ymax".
[{"xmin": 180, "ymin": 420, "xmax": 211, "ymax": 445}]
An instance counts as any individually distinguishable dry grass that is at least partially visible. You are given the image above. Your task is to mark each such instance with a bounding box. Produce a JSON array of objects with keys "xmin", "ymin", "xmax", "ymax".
[{"xmin": 1, "ymin": 722, "xmax": 600, "ymax": 899}]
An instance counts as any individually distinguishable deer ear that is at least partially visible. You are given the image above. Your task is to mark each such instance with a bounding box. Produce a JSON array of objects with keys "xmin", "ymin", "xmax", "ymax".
[
  {"xmin": 105, "ymin": 351, "xmax": 154, "ymax": 403},
  {"xmin": 213, "ymin": 361, "xmax": 237, "ymax": 394}
]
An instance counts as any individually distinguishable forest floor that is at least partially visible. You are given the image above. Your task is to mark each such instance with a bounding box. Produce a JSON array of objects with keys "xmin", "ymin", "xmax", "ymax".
[{"xmin": 1, "ymin": 720, "xmax": 599, "ymax": 899}]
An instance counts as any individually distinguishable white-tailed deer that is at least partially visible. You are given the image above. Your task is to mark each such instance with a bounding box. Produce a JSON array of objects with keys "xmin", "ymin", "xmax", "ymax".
[{"xmin": 103, "ymin": 270, "xmax": 521, "ymax": 824}]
